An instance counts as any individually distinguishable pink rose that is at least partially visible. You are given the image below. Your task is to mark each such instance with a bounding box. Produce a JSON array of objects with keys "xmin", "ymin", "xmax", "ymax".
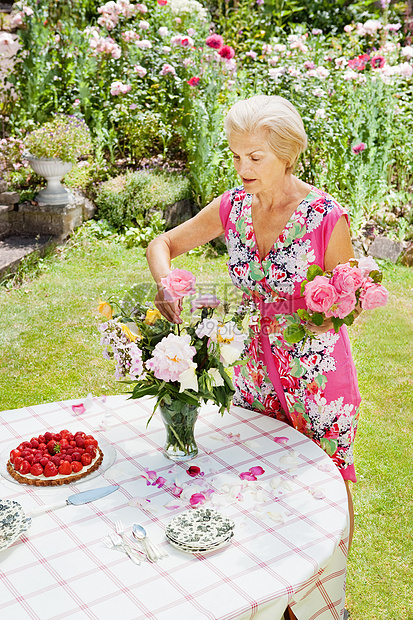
[
  {"xmin": 331, "ymin": 263, "xmax": 364, "ymax": 295},
  {"xmin": 304, "ymin": 276, "xmax": 338, "ymax": 313},
  {"xmin": 161, "ymin": 269, "xmax": 196, "ymax": 301},
  {"xmin": 357, "ymin": 256, "xmax": 379, "ymax": 276},
  {"xmin": 359, "ymin": 282, "xmax": 389, "ymax": 310},
  {"xmin": 325, "ymin": 292, "xmax": 357, "ymax": 319}
]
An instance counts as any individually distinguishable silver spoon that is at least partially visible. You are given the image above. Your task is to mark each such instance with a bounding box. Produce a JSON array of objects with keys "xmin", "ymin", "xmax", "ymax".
[{"xmin": 132, "ymin": 524, "xmax": 167, "ymax": 562}]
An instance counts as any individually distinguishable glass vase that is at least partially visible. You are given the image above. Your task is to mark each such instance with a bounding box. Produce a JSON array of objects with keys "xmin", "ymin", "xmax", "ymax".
[{"xmin": 158, "ymin": 399, "xmax": 199, "ymax": 462}]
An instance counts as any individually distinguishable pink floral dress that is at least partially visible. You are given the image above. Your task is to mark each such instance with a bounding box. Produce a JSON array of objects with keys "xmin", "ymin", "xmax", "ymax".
[{"xmin": 220, "ymin": 185, "xmax": 361, "ymax": 482}]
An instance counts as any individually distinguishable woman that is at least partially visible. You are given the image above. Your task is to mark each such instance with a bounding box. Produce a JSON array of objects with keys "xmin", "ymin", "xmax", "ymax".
[{"xmin": 146, "ymin": 94, "xmax": 360, "ymax": 555}]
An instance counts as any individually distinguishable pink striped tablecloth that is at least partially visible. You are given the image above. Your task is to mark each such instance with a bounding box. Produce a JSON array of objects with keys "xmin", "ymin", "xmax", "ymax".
[{"xmin": 0, "ymin": 395, "xmax": 349, "ymax": 620}]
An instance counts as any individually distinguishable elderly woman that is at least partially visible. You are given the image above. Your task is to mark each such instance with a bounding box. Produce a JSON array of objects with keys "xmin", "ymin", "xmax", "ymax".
[{"xmin": 146, "ymin": 95, "xmax": 360, "ymax": 559}]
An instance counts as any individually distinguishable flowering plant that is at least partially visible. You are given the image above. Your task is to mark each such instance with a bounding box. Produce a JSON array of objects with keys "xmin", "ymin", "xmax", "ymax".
[
  {"xmin": 98, "ymin": 269, "xmax": 247, "ymax": 415},
  {"xmin": 25, "ymin": 114, "xmax": 93, "ymax": 164},
  {"xmin": 284, "ymin": 257, "xmax": 389, "ymax": 344}
]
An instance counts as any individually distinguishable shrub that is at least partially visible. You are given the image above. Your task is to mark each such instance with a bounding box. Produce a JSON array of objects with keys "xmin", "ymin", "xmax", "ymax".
[{"xmin": 93, "ymin": 169, "xmax": 192, "ymax": 229}]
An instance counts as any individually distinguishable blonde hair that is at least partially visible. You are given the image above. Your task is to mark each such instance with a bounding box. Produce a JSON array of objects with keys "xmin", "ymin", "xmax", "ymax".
[{"xmin": 224, "ymin": 95, "xmax": 307, "ymax": 170}]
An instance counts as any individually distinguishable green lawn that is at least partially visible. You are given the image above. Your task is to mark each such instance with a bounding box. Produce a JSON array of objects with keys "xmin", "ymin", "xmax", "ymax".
[{"xmin": 0, "ymin": 236, "xmax": 412, "ymax": 619}]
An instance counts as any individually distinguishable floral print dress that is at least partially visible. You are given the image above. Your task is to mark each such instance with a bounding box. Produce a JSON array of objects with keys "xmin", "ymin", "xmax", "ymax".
[{"xmin": 220, "ymin": 185, "xmax": 361, "ymax": 482}]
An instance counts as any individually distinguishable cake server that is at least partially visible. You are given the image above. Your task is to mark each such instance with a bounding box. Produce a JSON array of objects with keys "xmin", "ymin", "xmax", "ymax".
[{"xmin": 27, "ymin": 485, "xmax": 119, "ymax": 517}]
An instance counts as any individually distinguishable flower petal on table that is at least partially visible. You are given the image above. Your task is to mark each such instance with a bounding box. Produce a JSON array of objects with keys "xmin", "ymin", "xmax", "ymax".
[
  {"xmin": 249, "ymin": 466, "xmax": 265, "ymax": 476},
  {"xmin": 240, "ymin": 472, "xmax": 257, "ymax": 481},
  {"xmin": 273, "ymin": 436, "xmax": 289, "ymax": 445},
  {"xmin": 189, "ymin": 493, "xmax": 206, "ymax": 507},
  {"xmin": 71, "ymin": 403, "xmax": 86, "ymax": 415}
]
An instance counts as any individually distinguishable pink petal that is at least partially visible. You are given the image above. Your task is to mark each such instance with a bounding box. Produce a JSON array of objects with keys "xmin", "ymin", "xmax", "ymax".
[
  {"xmin": 273, "ymin": 436, "xmax": 289, "ymax": 445},
  {"xmin": 249, "ymin": 466, "xmax": 265, "ymax": 476},
  {"xmin": 189, "ymin": 493, "xmax": 206, "ymax": 507},
  {"xmin": 204, "ymin": 489, "xmax": 215, "ymax": 498},
  {"xmin": 154, "ymin": 476, "xmax": 166, "ymax": 487},
  {"xmin": 71, "ymin": 403, "xmax": 86, "ymax": 415},
  {"xmin": 164, "ymin": 500, "xmax": 181, "ymax": 510},
  {"xmin": 171, "ymin": 483, "xmax": 183, "ymax": 497},
  {"xmin": 240, "ymin": 472, "xmax": 257, "ymax": 481},
  {"xmin": 145, "ymin": 469, "xmax": 157, "ymax": 480},
  {"xmin": 186, "ymin": 465, "xmax": 201, "ymax": 477}
]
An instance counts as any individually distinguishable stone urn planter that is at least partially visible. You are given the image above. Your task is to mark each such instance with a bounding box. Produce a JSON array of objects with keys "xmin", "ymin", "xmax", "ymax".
[{"xmin": 26, "ymin": 155, "xmax": 74, "ymax": 206}]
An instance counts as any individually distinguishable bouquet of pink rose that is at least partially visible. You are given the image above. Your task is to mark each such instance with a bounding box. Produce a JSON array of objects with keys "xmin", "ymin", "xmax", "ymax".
[{"xmin": 284, "ymin": 256, "xmax": 389, "ymax": 344}]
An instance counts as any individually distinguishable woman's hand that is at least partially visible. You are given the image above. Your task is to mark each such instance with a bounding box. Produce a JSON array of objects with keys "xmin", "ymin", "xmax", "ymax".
[
  {"xmin": 306, "ymin": 302, "xmax": 362, "ymax": 336},
  {"xmin": 154, "ymin": 286, "xmax": 183, "ymax": 324}
]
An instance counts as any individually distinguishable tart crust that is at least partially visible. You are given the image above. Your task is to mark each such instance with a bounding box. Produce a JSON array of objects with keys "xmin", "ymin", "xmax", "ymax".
[{"xmin": 7, "ymin": 447, "xmax": 104, "ymax": 487}]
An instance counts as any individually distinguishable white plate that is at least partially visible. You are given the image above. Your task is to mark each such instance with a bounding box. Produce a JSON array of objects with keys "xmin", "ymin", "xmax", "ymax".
[
  {"xmin": 0, "ymin": 499, "xmax": 31, "ymax": 551},
  {"xmin": 0, "ymin": 441, "xmax": 117, "ymax": 488}
]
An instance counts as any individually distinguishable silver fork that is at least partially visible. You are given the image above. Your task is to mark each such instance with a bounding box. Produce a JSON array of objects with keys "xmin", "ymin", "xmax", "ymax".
[
  {"xmin": 103, "ymin": 533, "xmax": 141, "ymax": 565},
  {"xmin": 115, "ymin": 520, "xmax": 146, "ymax": 561}
]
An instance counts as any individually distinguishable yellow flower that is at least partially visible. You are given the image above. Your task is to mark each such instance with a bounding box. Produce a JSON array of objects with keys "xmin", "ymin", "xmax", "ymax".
[
  {"xmin": 145, "ymin": 308, "xmax": 162, "ymax": 325},
  {"xmin": 98, "ymin": 300, "xmax": 113, "ymax": 320},
  {"xmin": 121, "ymin": 322, "xmax": 140, "ymax": 342}
]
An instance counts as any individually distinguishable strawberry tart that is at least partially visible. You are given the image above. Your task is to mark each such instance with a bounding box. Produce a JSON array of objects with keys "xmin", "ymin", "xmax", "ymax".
[{"xmin": 7, "ymin": 430, "xmax": 103, "ymax": 486}]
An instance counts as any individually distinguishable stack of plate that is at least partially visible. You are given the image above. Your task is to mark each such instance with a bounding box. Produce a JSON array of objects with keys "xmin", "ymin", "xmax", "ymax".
[
  {"xmin": 0, "ymin": 499, "xmax": 31, "ymax": 552},
  {"xmin": 165, "ymin": 507, "xmax": 235, "ymax": 554}
]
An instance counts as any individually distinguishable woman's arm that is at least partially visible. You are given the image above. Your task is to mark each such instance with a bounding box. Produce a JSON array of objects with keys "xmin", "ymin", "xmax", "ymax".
[
  {"xmin": 145, "ymin": 196, "xmax": 224, "ymax": 323},
  {"xmin": 308, "ymin": 215, "xmax": 360, "ymax": 335}
]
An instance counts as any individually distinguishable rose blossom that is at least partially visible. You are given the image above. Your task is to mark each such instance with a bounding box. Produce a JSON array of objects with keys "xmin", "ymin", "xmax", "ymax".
[
  {"xmin": 160, "ymin": 63, "xmax": 176, "ymax": 76},
  {"xmin": 134, "ymin": 64, "xmax": 147, "ymax": 77},
  {"xmin": 357, "ymin": 256, "xmax": 379, "ymax": 276},
  {"xmin": 205, "ymin": 34, "xmax": 223, "ymax": 49},
  {"xmin": 304, "ymin": 276, "xmax": 338, "ymax": 313},
  {"xmin": 359, "ymin": 282, "xmax": 389, "ymax": 310},
  {"xmin": 331, "ymin": 263, "xmax": 364, "ymax": 295},
  {"xmin": 139, "ymin": 20, "xmax": 150, "ymax": 30},
  {"xmin": 161, "ymin": 269, "xmax": 196, "ymax": 301},
  {"xmin": 158, "ymin": 26, "xmax": 168, "ymax": 37},
  {"xmin": 219, "ymin": 45, "xmax": 235, "ymax": 60},
  {"xmin": 136, "ymin": 3, "xmax": 148, "ymax": 12},
  {"xmin": 325, "ymin": 293, "xmax": 357, "ymax": 319},
  {"xmin": 352, "ymin": 142, "xmax": 366, "ymax": 154},
  {"xmin": 146, "ymin": 333, "xmax": 196, "ymax": 382}
]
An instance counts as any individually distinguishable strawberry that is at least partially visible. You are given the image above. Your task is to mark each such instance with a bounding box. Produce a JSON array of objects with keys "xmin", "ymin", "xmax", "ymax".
[
  {"xmin": 10, "ymin": 449, "xmax": 21, "ymax": 463},
  {"xmin": 75, "ymin": 437, "xmax": 85, "ymax": 448},
  {"xmin": 71, "ymin": 461, "xmax": 83, "ymax": 473},
  {"xmin": 52, "ymin": 433, "xmax": 61, "ymax": 441},
  {"xmin": 71, "ymin": 451, "xmax": 81, "ymax": 462},
  {"xmin": 44, "ymin": 461, "xmax": 58, "ymax": 477},
  {"xmin": 58, "ymin": 461, "xmax": 72, "ymax": 475},
  {"xmin": 30, "ymin": 439, "xmax": 39, "ymax": 449},
  {"xmin": 51, "ymin": 455, "xmax": 61, "ymax": 467},
  {"xmin": 84, "ymin": 438, "xmax": 98, "ymax": 449},
  {"xmin": 20, "ymin": 460, "xmax": 31, "ymax": 475},
  {"xmin": 75, "ymin": 431, "xmax": 86, "ymax": 439},
  {"xmin": 40, "ymin": 456, "xmax": 49, "ymax": 467},
  {"xmin": 85, "ymin": 446, "xmax": 96, "ymax": 459},
  {"xmin": 13, "ymin": 456, "xmax": 23, "ymax": 471},
  {"xmin": 60, "ymin": 429, "xmax": 70, "ymax": 439},
  {"xmin": 30, "ymin": 463, "xmax": 43, "ymax": 476},
  {"xmin": 44, "ymin": 432, "xmax": 53, "ymax": 442},
  {"xmin": 81, "ymin": 453, "xmax": 92, "ymax": 466},
  {"xmin": 60, "ymin": 439, "xmax": 69, "ymax": 450},
  {"xmin": 64, "ymin": 455, "xmax": 72, "ymax": 463},
  {"xmin": 38, "ymin": 435, "xmax": 45, "ymax": 444},
  {"xmin": 38, "ymin": 442, "xmax": 47, "ymax": 451}
]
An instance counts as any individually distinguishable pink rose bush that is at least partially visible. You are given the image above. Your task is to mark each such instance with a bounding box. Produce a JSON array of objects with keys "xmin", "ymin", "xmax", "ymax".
[
  {"xmin": 98, "ymin": 269, "xmax": 247, "ymax": 442},
  {"xmin": 284, "ymin": 259, "xmax": 388, "ymax": 344}
]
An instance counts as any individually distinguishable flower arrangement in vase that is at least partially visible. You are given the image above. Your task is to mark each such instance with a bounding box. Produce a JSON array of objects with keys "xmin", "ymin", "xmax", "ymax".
[
  {"xmin": 98, "ymin": 269, "xmax": 248, "ymax": 461},
  {"xmin": 24, "ymin": 114, "xmax": 92, "ymax": 205}
]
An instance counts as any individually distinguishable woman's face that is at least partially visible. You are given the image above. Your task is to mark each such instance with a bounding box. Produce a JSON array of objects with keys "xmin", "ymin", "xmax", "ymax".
[{"xmin": 228, "ymin": 131, "xmax": 287, "ymax": 194}]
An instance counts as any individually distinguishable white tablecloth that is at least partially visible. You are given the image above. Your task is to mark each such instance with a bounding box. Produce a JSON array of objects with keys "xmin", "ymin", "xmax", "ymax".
[{"xmin": 0, "ymin": 395, "xmax": 349, "ymax": 620}]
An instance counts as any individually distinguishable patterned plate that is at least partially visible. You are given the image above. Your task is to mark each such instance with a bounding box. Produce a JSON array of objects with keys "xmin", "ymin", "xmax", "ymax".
[
  {"xmin": 165, "ymin": 508, "xmax": 235, "ymax": 548},
  {"xmin": 168, "ymin": 531, "xmax": 234, "ymax": 555},
  {"xmin": 0, "ymin": 499, "xmax": 31, "ymax": 551}
]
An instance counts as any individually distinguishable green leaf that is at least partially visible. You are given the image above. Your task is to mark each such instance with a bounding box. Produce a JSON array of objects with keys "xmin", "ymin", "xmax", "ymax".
[
  {"xmin": 311, "ymin": 312, "xmax": 324, "ymax": 326},
  {"xmin": 292, "ymin": 400, "xmax": 306, "ymax": 413},
  {"xmin": 297, "ymin": 308, "xmax": 311, "ymax": 321},
  {"xmin": 332, "ymin": 317, "xmax": 344, "ymax": 333},
  {"xmin": 343, "ymin": 313, "xmax": 355, "ymax": 326},
  {"xmin": 249, "ymin": 261, "xmax": 265, "ymax": 281},
  {"xmin": 284, "ymin": 324, "xmax": 306, "ymax": 344},
  {"xmin": 306, "ymin": 264, "xmax": 324, "ymax": 281}
]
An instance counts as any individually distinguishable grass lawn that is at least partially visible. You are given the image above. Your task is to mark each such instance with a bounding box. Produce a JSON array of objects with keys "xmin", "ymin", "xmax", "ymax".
[{"xmin": 0, "ymin": 235, "xmax": 412, "ymax": 619}]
